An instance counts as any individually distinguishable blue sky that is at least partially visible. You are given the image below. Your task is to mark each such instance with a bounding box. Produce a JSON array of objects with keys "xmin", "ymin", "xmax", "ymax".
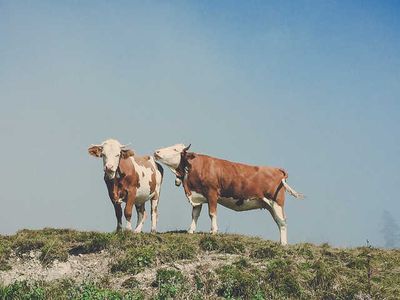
[{"xmin": 1, "ymin": 1, "xmax": 399, "ymax": 247}]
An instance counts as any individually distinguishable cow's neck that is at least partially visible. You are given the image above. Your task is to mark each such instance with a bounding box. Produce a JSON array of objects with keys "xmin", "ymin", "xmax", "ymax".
[{"xmin": 175, "ymin": 154, "xmax": 191, "ymax": 182}]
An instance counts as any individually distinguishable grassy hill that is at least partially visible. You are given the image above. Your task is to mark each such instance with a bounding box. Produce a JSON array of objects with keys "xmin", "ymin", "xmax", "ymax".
[{"xmin": 0, "ymin": 228, "xmax": 399, "ymax": 299}]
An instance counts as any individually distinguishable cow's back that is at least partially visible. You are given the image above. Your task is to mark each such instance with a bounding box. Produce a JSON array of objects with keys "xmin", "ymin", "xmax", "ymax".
[{"xmin": 185, "ymin": 154, "xmax": 286, "ymax": 204}]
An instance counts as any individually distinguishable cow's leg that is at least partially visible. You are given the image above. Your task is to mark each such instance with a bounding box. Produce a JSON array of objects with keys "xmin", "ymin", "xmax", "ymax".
[
  {"xmin": 188, "ymin": 204, "xmax": 202, "ymax": 234},
  {"xmin": 264, "ymin": 198, "xmax": 287, "ymax": 245},
  {"xmin": 113, "ymin": 203, "xmax": 123, "ymax": 231},
  {"xmin": 207, "ymin": 191, "xmax": 218, "ymax": 234},
  {"xmin": 150, "ymin": 194, "xmax": 159, "ymax": 233},
  {"xmin": 134, "ymin": 204, "xmax": 147, "ymax": 233},
  {"xmin": 124, "ymin": 191, "xmax": 136, "ymax": 231}
]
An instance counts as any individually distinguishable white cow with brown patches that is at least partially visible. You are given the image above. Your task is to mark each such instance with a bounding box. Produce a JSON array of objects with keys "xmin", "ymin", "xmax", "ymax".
[{"xmin": 88, "ymin": 139, "xmax": 163, "ymax": 233}]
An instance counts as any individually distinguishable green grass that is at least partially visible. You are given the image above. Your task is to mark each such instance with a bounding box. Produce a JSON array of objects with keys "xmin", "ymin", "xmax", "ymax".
[
  {"xmin": 0, "ymin": 236, "xmax": 12, "ymax": 271},
  {"xmin": 153, "ymin": 268, "xmax": 185, "ymax": 299},
  {"xmin": 0, "ymin": 228, "xmax": 399, "ymax": 299},
  {"xmin": 0, "ymin": 280, "xmax": 144, "ymax": 300}
]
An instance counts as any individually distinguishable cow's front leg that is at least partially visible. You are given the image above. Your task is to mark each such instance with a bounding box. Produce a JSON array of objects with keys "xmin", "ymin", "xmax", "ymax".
[
  {"xmin": 124, "ymin": 191, "xmax": 136, "ymax": 231},
  {"xmin": 113, "ymin": 202, "xmax": 123, "ymax": 232},
  {"xmin": 207, "ymin": 191, "xmax": 218, "ymax": 234},
  {"xmin": 134, "ymin": 204, "xmax": 147, "ymax": 233},
  {"xmin": 188, "ymin": 204, "xmax": 202, "ymax": 234}
]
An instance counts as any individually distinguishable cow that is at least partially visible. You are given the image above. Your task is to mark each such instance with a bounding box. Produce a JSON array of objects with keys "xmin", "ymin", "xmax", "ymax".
[
  {"xmin": 88, "ymin": 139, "xmax": 163, "ymax": 233},
  {"xmin": 154, "ymin": 144, "xmax": 303, "ymax": 245}
]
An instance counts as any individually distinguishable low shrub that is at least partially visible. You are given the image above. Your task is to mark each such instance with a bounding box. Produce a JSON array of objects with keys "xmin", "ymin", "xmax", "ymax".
[
  {"xmin": 216, "ymin": 264, "xmax": 260, "ymax": 299},
  {"xmin": 154, "ymin": 268, "xmax": 184, "ymax": 299},
  {"xmin": 110, "ymin": 246, "xmax": 155, "ymax": 275},
  {"xmin": 0, "ymin": 240, "xmax": 11, "ymax": 271},
  {"xmin": 39, "ymin": 240, "xmax": 68, "ymax": 266},
  {"xmin": 199, "ymin": 236, "xmax": 220, "ymax": 251},
  {"xmin": 265, "ymin": 258, "xmax": 303, "ymax": 298}
]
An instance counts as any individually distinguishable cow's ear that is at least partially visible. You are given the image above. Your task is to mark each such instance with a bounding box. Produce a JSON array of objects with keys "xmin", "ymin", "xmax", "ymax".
[
  {"xmin": 88, "ymin": 145, "xmax": 102, "ymax": 157},
  {"xmin": 121, "ymin": 149, "xmax": 135, "ymax": 159}
]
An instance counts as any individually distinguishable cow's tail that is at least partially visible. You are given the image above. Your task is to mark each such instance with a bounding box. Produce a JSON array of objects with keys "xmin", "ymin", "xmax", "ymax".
[{"xmin": 282, "ymin": 178, "xmax": 304, "ymax": 199}]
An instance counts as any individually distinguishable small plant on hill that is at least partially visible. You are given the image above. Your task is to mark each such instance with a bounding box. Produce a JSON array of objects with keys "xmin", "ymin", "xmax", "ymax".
[
  {"xmin": 110, "ymin": 246, "xmax": 155, "ymax": 275},
  {"xmin": 199, "ymin": 235, "xmax": 220, "ymax": 251},
  {"xmin": 153, "ymin": 268, "xmax": 184, "ymax": 299},
  {"xmin": 39, "ymin": 240, "xmax": 68, "ymax": 266}
]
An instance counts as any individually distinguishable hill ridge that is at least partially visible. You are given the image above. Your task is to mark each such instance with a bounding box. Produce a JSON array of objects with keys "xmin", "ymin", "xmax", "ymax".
[{"xmin": 0, "ymin": 228, "xmax": 399, "ymax": 299}]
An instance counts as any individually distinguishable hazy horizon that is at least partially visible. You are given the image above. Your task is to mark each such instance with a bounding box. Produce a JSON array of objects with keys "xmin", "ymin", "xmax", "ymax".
[{"xmin": 1, "ymin": 1, "xmax": 399, "ymax": 247}]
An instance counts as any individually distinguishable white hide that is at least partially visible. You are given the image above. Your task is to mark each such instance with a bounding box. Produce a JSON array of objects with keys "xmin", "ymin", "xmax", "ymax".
[
  {"xmin": 151, "ymin": 164, "xmax": 162, "ymax": 232},
  {"xmin": 187, "ymin": 191, "xmax": 265, "ymax": 212},
  {"xmin": 101, "ymin": 139, "xmax": 123, "ymax": 179},
  {"xmin": 126, "ymin": 220, "xmax": 132, "ymax": 231},
  {"xmin": 264, "ymin": 197, "xmax": 288, "ymax": 246},
  {"xmin": 210, "ymin": 213, "xmax": 218, "ymax": 233},
  {"xmin": 129, "ymin": 156, "xmax": 157, "ymax": 205},
  {"xmin": 187, "ymin": 191, "xmax": 208, "ymax": 206},
  {"xmin": 154, "ymin": 143, "xmax": 187, "ymax": 169},
  {"xmin": 218, "ymin": 197, "xmax": 265, "ymax": 211},
  {"xmin": 188, "ymin": 205, "xmax": 202, "ymax": 233},
  {"xmin": 134, "ymin": 205, "xmax": 147, "ymax": 233}
]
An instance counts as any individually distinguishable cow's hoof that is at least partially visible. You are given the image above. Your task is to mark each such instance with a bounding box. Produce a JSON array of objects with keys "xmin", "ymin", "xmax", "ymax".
[
  {"xmin": 209, "ymin": 230, "xmax": 218, "ymax": 234},
  {"xmin": 187, "ymin": 229, "xmax": 194, "ymax": 234},
  {"xmin": 150, "ymin": 229, "xmax": 157, "ymax": 234}
]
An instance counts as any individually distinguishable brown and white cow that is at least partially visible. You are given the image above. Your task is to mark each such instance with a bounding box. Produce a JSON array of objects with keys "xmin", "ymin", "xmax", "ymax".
[
  {"xmin": 88, "ymin": 139, "xmax": 163, "ymax": 233},
  {"xmin": 154, "ymin": 144, "xmax": 303, "ymax": 245}
]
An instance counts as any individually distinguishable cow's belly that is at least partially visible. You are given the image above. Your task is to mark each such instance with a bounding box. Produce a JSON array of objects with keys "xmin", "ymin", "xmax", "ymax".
[
  {"xmin": 218, "ymin": 197, "xmax": 265, "ymax": 211},
  {"xmin": 187, "ymin": 191, "xmax": 208, "ymax": 206},
  {"xmin": 135, "ymin": 192, "xmax": 153, "ymax": 205},
  {"xmin": 186, "ymin": 191, "xmax": 265, "ymax": 211}
]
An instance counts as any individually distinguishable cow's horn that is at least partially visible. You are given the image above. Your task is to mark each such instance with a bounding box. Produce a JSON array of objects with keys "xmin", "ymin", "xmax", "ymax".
[
  {"xmin": 183, "ymin": 144, "xmax": 191, "ymax": 152},
  {"xmin": 120, "ymin": 143, "xmax": 132, "ymax": 149}
]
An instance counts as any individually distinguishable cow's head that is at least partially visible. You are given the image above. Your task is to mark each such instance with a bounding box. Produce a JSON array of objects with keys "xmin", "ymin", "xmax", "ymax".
[
  {"xmin": 154, "ymin": 143, "xmax": 190, "ymax": 169},
  {"xmin": 88, "ymin": 139, "xmax": 135, "ymax": 179}
]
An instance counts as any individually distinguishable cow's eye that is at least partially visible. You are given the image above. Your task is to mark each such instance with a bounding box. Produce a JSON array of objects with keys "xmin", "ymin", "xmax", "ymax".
[{"xmin": 115, "ymin": 154, "xmax": 120, "ymax": 157}]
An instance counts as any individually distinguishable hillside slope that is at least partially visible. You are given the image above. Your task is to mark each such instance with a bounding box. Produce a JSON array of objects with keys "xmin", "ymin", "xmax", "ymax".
[{"xmin": 0, "ymin": 229, "xmax": 399, "ymax": 299}]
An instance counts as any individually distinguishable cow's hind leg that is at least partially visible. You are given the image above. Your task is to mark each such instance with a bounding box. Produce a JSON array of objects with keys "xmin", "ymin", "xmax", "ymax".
[
  {"xmin": 188, "ymin": 204, "xmax": 202, "ymax": 233},
  {"xmin": 264, "ymin": 198, "xmax": 287, "ymax": 245},
  {"xmin": 134, "ymin": 204, "xmax": 147, "ymax": 233},
  {"xmin": 273, "ymin": 203, "xmax": 288, "ymax": 246},
  {"xmin": 207, "ymin": 191, "xmax": 218, "ymax": 234},
  {"xmin": 150, "ymin": 193, "xmax": 159, "ymax": 233}
]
